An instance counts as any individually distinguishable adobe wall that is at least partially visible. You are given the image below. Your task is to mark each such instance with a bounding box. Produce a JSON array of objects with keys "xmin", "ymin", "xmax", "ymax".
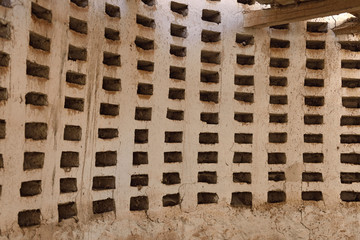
[{"xmin": 0, "ymin": 0, "xmax": 359, "ymax": 239}]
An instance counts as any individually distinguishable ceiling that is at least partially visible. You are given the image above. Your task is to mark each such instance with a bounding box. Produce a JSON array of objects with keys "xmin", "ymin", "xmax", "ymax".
[{"xmin": 256, "ymin": 0, "xmax": 317, "ymax": 7}]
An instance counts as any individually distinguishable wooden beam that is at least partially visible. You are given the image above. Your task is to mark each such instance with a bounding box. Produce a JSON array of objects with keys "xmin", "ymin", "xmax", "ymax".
[{"xmin": 244, "ymin": 0, "xmax": 360, "ymax": 28}]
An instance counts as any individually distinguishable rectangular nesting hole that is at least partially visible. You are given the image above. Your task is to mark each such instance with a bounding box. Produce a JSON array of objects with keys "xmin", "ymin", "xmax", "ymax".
[
  {"xmin": 305, "ymin": 96, "xmax": 324, "ymax": 107},
  {"xmin": 201, "ymin": 30, "xmax": 220, "ymax": 43},
  {"xmin": 0, "ymin": 119, "xmax": 5, "ymax": 139},
  {"xmin": 342, "ymin": 78, "xmax": 360, "ymax": 88},
  {"xmin": 342, "ymin": 60, "xmax": 360, "ymax": 69},
  {"xmin": 0, "ymin": 0, "xmax": 11, "ymax": 8},
  {"xmin": 235, "ymin": 75, "xmax": 254, "ymax": 86},
  {"xmin": 0, "ymin": 87, "xmax": 7, "ymax": 101},
  {"xmin": 24, "ymin": 152, "xmax": 44, "ymax": 170},
  {"xmin": 233, "ymin": 172, "xmax": 251, "ymax": 184},
  {"xmin": 199, "ymin": 132, "xmax": 218, "ymax": 144},
  {"xmin": 103, "ymin": 77, "xmax": 121, "ymax": 91},
  {"xmin": 269, "ymin": 172, "xmax": 285, "ymax": 182},
  {"xmin": 202, "ymin": 9, "xmax": 221, "ymax": 24},
  {"xmin": 341, "ymin": 172, "xmax": 360, "ymax": 184},
  {"xmin": 201, "ymin": 112, "xmax": 218, "ymax": 124},
  {"xmin": 236, "ymin": 34, "xmax": 254, "ymax": 46},
  {"xmin": 105, "ymin": 28, "xmax": 120, "ymax": 41},
  {"xmin": 165, "ymin": 131, "xmax": 183, "ymax": 143},
  {"xmin": 164, "ymin": 151, "xmax": 182, "ymax": 163},
  {"xmin": 270, "ymin": 76, "xmax": 287, "ymax": 86},
  {"xmin": 238, "ymin": 0, "xmax": 255, "ymax": 4},
  {"xmin": 235, "ymin": 133, "xmax": 252, "ymax": 144},
  {"xmin": 93, "ymin": 198, "xmax": 115, "ymax": 214},
  {"xmin": 302, "ymin": 172, "xmax": 323, "ymax": 182},
  {"xmin": 170, "ymin": 45, "xmax": 186, "ymax": 57},
  {"xmin": 61, "ymin": 151, "xmax": 79, "ymax": 168},
  {"xmin": 269, "ymin": 132, "xmax": 287, "ymax": 143},
  {"xmin": 307, "ymin": 22, "xmax": 328, "ymax": 33},
  {"xmin": 233, "ymin": 152, "xmax": 252, "ymax": 163},
  {"xmin": 162, "ymin": 172, "xmax": 181, "ymax": 185},
  {"xmin": 18, "ymin": 210, "xmax": 41, "ymax": 227},
  {"xmin": 198, "ymin": 171, "xmax": 217, "ymax": 184},
  {"xmin": 302, "ymin": 191, "xmax": 323, "ymax": 201},
  {"xmin": 170, "ymin": 23, "xmax": 187, "ymax": 38},
  {"xmin": 134, "ymin": 130, "xmax": 148, "ymax": 144},
  {"xmin": 26, "ymin": 61, "xmax": 49, "ymax": 79},
  {"xmin": 169, "ymin": 66, "xmax": 185, "ymax": 80},
  {"xmin": 234, "ymin": 92, "xmax": 253, "ymax": 103},
  {"xmin": 201, "ymin": 50, "xmax": 220, "ymax": 64},
  {"xmin": 66, "ymin": 71, "xmax": 86, "ymax": 86},
  {"xmin": 341, "ymin": 134, "xmax": 360, "ymax": 144},
  {"xmin": 131, "ymin": 174, "xmax": 148, "ymax": 187},
  {"xmin": 135, "ymin": 36, "xmax": 154, "ymax": 50},
  {"xmin": 135, "ymin": 107, "xmax": 152, "ymax": 121},
  {"xmin": 231, "ymin": 192, "xmax": 252, "ymax": 207},
  {"xmin": 339, "ymin": 41, "xmax": 360, "ymax": 52},
  {"xmin": 200, "ymin": 91, "xmax": 218, "ymax": 103},
  {"xmin": 0, "ymin": 20, "xmax": 10, "ymax": 39},
  {"xmin": 63, "ymin": 125, "xmax": 82, "ymax": 141},
  {"xmin": 304, "ymin": 114, "xmax": 323, "ymax": 125},
  {"xmin": 270, "ymin": 95, "xmax": 287, "ymax": 105},
  {"xmin": 130, "ymin": 196, "xmax": 149, "ymax": 211},
  {"xmin": 198, "ymin": 192, "xmax": 218, "ymax": 204},
  {"xmin": 234, "ymin": 113, "xmax": 253, "ymax": 123},
  {"xmin": 31, "ymin": 2, "xmax": 52, "ymax": 23},
  {"xmin": 70, "ymin": 0, "xmax": 88, "ymax": 8},
  {"xmin": 92, "ymin": 176, "xmax": 115, "ymax": 190},
  {"xmin": 29, "ymin": 32, "xmax": 50, "ymax": 52},
  {"xmin": 237, "ymin": 54, "xmax": 254, "ymax": 66},
  {"xmin": 269, "ymin": 113, "xmax": 287, "ymax": 124},
  {"xmin": 168, "ymin": 88, "xmax": 185, "ymax": 100},
  {"xmin": 304, "ymin": 78, "xmax": 324, "ymax": 87},
  {"xmin": 198, "ymin": 152, "xmax": 217, "ymax": 164},
  {"xmin": 100, "ymin": 103, "xmax": 119, "ymax": 116},
  {"xmin": 306, "ymin": 59, "xmax": 324, "ymax": 70},
  {"xmin": 342, "ymin": 97, "xmax": 360, "ymax": 108},
  {"xmin": 20, "ymin": 180, "xmax": 41, "ymax": 196},
  {"xmin": 105, "ymin": 3, "xmax": 120, "ymax": 18},
  {"xmin": 341, "ymin": 192, "xmax": 360, "ymax": 202},
  {"xmin": 167, "ymin": 109, "xmax": 184, "ymax": 121},
  {"xmin": 341, "ymin": 153, "xmax": 360, "ymax": 165},
  {"xmin": 60, "ymin": 178, "xmax": 77, "ymax": 193},
  {"xmin": 98, "ymin": 128, "xmax": 118, "ymax": 139},
  {"xmin": 304, "ymin": 134, "xmax": 323, "ymax": 143},
  {"xmin": 303, "ymin": 153, "xmax": 323, "ymax": 163},
  {"xmin": 0, "ymin": 154, "xmax": 3, "ymax": 168},
  {"xmin": 95, "ymin": 151, "xmax": 117, "ymax": 167},
  {"xmin": 270, "ymin": 38, "xmax": 290, "ymax": 48},
  {"xmin": 68, "ymin": 45, "xmax": 87, "ymax": 61},
  {"xmin": 136, "ymin": 15, "xmax": 155, "ymax": 29},
  {"xmin": 270, "ymin": 24, "xmax": 289, "ymax": 30},
  {"xmin": 0, "ymin": 51, "xmax": 9, "ymax": 67},
  {"xmin": 341, "ymin": 116, "xmax": 360, "ymax": 126},
  {"xmin": 64, "ymin": 97, "xmax": 84, "ymax": 111},
  {"xmin": 133, "ymin": 152, "xmax": 148, "ymax": 165},
  {"xmin": 171, "ymin": 1, "xmax": 188, "ymax": 16},
  {"xmin": 163, "ymin": 193, "xmax": 180, "ymax": 207},
  {"xmin": 69, "ymin": 17, "xmax": 87, "ymax": 35},
  {"xmin": 267, "ymin": 191, "xmax": 286, "ymax": 203},
  {"xmin": 200, "ymin": 70, "xmax": 219, "ymax": 83},
  {"xmin": 141, "ymin": 0, "xmax": 155, "ymax": 6},
  {"xmin": 103, "ymin": 52, "xmax": 120, "ymax": 66},
  {"xmin": 25, "ymin": 122, "xmax": 47, "ymax": 140},
  {"xmin": 268, "ymin": 153, "xmax": 286, "ymax": 164},
  {"xmin": 306, "ymin": 40, "xmax": 325, "ymax": 50},
  {"xmin": 137, "ymin": 60, "xmax": 154, "ymax": 72},
  {"xmin": 58, "ymin": 202, "xmax": 77, "ymax": 221},
  {"xmin": 270, "ymin": 58, "xmax": 289, "ymax": 68}
]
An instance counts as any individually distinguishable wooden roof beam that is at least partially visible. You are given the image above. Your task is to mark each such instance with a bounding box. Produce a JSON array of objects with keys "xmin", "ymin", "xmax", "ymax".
[{"xmin": 244, "ymin": 0, "xmax": 360, "ymax": 28}]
